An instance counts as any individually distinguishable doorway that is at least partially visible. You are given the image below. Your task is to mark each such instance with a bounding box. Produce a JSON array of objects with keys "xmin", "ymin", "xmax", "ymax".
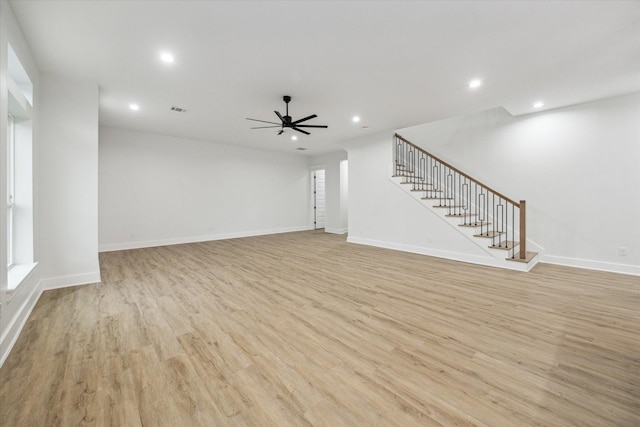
[{"xmin": 313, "ymin": 169, "xmax": 326, "ymax": 230}]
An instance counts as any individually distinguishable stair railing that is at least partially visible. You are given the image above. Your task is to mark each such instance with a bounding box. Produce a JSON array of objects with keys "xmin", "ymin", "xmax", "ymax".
[{"xmin": 393, "ymin": 133, "xmax": 527, "ymax": 260}]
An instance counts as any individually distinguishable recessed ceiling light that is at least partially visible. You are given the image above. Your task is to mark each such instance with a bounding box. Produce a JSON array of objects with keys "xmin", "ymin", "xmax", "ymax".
[
  {"xmin": 468, "ymin": 79, "xmax": 482, "ymax": 89},
  {"xmin": 291, "ymin": 135, "xmax": 298, "ymax": 141},
  {"xmin": 352, "ymin": 116, "xmax": 361, "ymax": 123},
  {"xmin": 129, "ymin": 103, "xmax": 140, "ymax": 111},
  {"xmin": 533, "ymin": 101, "xmax": 544, "ymax": 109},
  {"xmin": 160, "ymin": 52, "xmax": 175, "ymax": 63}
]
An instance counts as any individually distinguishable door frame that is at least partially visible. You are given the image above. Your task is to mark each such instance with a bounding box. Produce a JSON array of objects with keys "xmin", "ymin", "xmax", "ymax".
[{"xmin": 310, "ymin": 165, "xmax": 326, "ymax": 230}]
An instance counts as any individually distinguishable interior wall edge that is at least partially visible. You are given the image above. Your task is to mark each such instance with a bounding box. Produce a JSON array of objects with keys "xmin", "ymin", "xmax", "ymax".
[
  {"xmin": 539, "ymin": 255, "xmax": 640, "ymax": 277},
  {"xmin": 0, "ymin": 279, "xmax": 42, "ymax": 369},
  {"xmin": 98, "ymin": 225, "xmax": 313, "ymax": 253},
  {"xmin": 346, "ymin": 236, "xmax": 532, "ymax": 272},
  {"xmin": 40, "ymin": 272, "xmax": 102, "ymax": 291},
  {"xmin": 324, "ymin": 228, "xmax": 348, "ymax": 235}
]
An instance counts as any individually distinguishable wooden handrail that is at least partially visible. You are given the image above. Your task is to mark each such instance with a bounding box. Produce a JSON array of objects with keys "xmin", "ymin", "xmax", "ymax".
[{"xmin": 394, "ymin": 133, "xmax": 520, "ymax": 207}]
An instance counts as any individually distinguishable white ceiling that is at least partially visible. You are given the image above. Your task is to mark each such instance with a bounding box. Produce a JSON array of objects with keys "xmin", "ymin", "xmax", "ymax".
[{"xmin": 10, "ymin": 0, "xmax": 640, "ymax": 155}]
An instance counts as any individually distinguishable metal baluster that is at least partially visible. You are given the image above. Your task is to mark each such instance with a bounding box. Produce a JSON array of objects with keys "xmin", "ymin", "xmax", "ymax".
[{"xmin": 512, "ymin": 204, "xmax": 516, "ymax": 259}]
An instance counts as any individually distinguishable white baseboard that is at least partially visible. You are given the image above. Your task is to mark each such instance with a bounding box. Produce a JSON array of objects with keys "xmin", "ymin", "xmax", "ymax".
[
  {"xmin": 325, "ymin": 227, "xmax": 348, "ymax": 235},
  {"xmin": 41, "ymin": 272, "xmax": 102, "ymax": 291},
  {"xmin": 347, "ymin": 236, "xmax": 532, "ymax": 272},
  {"xmin": 98, "ymin": 226, "xmax": 313, "ymax": 252},
  {"xmin": 540, "ymin": 254, "xmax": 640, "ymax": 276},
  {"xmin": 0, "ymin": 280, "xmax": 42, "ymax": 368}
]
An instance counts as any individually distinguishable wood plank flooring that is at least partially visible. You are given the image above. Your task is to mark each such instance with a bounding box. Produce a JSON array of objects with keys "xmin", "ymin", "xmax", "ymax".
[{"xmin": 1, "ymin": 230, "xmax": 639, "ymax": 426}]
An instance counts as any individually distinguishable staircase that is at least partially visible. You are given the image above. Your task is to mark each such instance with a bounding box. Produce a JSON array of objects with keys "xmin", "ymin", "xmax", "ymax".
[{"xmin": 392, "ymin": 133, "xmax": 538, "ymax": 271}]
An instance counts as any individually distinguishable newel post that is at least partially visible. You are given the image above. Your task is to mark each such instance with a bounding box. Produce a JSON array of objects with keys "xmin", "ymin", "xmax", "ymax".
[{"xmin": 519, "ymin": 200, "xmax": 526, "ymax": 259}]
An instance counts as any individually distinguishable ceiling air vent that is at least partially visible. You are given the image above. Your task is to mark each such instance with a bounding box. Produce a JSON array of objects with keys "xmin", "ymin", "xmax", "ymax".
[
  {"xmin": 170, "ymin": 106, "xmax": 187, "ymax": 113},
  {"xmin": 295, "ymin": 147, "xmax": 307, "ymax": 151}
]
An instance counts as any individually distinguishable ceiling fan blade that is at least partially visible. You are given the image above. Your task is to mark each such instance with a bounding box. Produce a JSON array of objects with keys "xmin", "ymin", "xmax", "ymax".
[
  {"xmin": 295, "ymin": 124, "xmax": 328, "ymax": 128},
  {"xmin": 292, "ymin": 114, "xmax": 317, "ymax": 125},
  {"xmin": 274, "ymin": 110, "xmax": 285, "ymax": 122},
  {"xmin": 291, "ymin": 126, "xmax": 310, "ymax": 135},
  {"xmin": 251, "ymin": 125, "xmax": 282, "ymax": 129},
  {"xmin": 246, "ymin": 118, "xmax": 281, "ymax": 125}
]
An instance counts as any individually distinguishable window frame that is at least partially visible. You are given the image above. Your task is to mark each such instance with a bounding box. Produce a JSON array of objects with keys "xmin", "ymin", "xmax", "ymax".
[{"xmin": 7, "ymin": 113, "xmax": 15, "ymax": 268}]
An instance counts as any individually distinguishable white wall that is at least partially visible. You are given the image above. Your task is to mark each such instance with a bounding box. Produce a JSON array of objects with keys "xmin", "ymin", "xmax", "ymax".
[
  {"xmin": 347, "ymin": 93, "xmax": 640, "ymax": 275},
  {"xmin": 0, "ymin": 0, "xmax": 41, "ymax": 366},
  {"xmin": 309, "ymin": 150, "xmax": 348, "ymax": 234},
  {"xmin": 39, "ymin": 74, "xmax": 101, "ymax": 288},
  {"xmin": 340, "ymin": 159, "xmax": 348, "ymax": 231},
  {"xmin": 98, "ymin": 127, "xmax": 311, "ymax": 250}
]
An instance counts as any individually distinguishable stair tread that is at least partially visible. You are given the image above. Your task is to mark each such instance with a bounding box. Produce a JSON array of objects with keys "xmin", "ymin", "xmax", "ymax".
[
  {"xmin": 474, "ymin": 231, "xmax": 505, "ymax": 238},
  {"xmin": 432, "ymin": 204, "xmax": 461, "ymax": 208},
  {"xmin": 445, "ymin": 213, "xmax": 478, "ymax": 218},
  {"xmin": 459, "ymin": 221, "xmax": 491, "ymax": 227},
  {"xmin": 506, "ymin": 251, "xmax": 538, "ymax": 263},
  {"xmin": 489, "ymin": 240, "xmax": 518, "ymax": 250}
]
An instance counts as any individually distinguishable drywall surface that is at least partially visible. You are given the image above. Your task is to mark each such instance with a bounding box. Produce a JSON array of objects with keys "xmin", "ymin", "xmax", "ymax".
[
  {"xmin": 0, "ymin": 0, "xmax": 42, "ymax": 367},
  {"xmin": 397, "ymin": 93, "xmax": 640, "ymax": 274},
  {"xmin": 39, "ymin": 74, "xmax": 101, "ymax": 286},
  {"xmin": 99, "ymin": 127, "xmax": 311, "ymax": 250}
]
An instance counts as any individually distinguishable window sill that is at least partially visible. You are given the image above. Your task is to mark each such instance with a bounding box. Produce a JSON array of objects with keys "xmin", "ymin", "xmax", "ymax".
[{"xmin": 7, "ymin": 262, "xmax": 38, "ymax": 301}]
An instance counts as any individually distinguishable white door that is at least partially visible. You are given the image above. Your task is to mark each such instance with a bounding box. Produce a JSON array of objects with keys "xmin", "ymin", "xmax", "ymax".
[{"xmin": 314, "ymin": 169, "xmax": 326, "ymax": 229}]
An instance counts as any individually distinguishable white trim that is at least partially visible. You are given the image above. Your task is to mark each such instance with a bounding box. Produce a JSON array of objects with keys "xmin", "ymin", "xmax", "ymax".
[
  {"xmin": 0, "ymin": 280, "xmax": 42, "ymax": 368},
  {"xmin": 98, "ymin": 226, "xmax": 313, "ymax": 253},
  {"xmin": 309, "ymin": 163, "xmax": 327, "ymax": 171},
  {"xmin": 7, "ymin": 262, "xmax": 37, "ymax": 294},
  {"xmin": 41, "ymin": 272, "xmax": 102, "ymax": 291},
  {"xmin": 347, "ymin": 236, "xmax": 533, "ymax": 272},
  {"xmin": 325, "ymin": 227, "xmax": 348, "ymax": 235},
  {"xmin": 540, "ymin": 255, "xmax": 640, "ymax": 277}
]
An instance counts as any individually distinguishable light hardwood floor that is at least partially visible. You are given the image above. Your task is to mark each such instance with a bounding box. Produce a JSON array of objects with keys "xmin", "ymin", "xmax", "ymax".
[{"xmin": 1, "ymin": 231, "xmax": 639, "ymax": 426}]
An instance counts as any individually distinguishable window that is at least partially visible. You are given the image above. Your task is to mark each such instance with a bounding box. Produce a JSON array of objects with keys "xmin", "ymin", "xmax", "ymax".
[
  {"xmin": 7, "ymin": 114, "xmax": 15, "ymax": 268},
  {"xmin": 5, "ymin": 43, "xmax": 35, "ymax": 291}
]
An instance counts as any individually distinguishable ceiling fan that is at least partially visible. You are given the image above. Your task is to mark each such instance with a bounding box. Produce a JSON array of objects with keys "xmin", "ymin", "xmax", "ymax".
[{"xmin": 246, "ymin": 95, "xmax": 328, "ymax": 135}]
